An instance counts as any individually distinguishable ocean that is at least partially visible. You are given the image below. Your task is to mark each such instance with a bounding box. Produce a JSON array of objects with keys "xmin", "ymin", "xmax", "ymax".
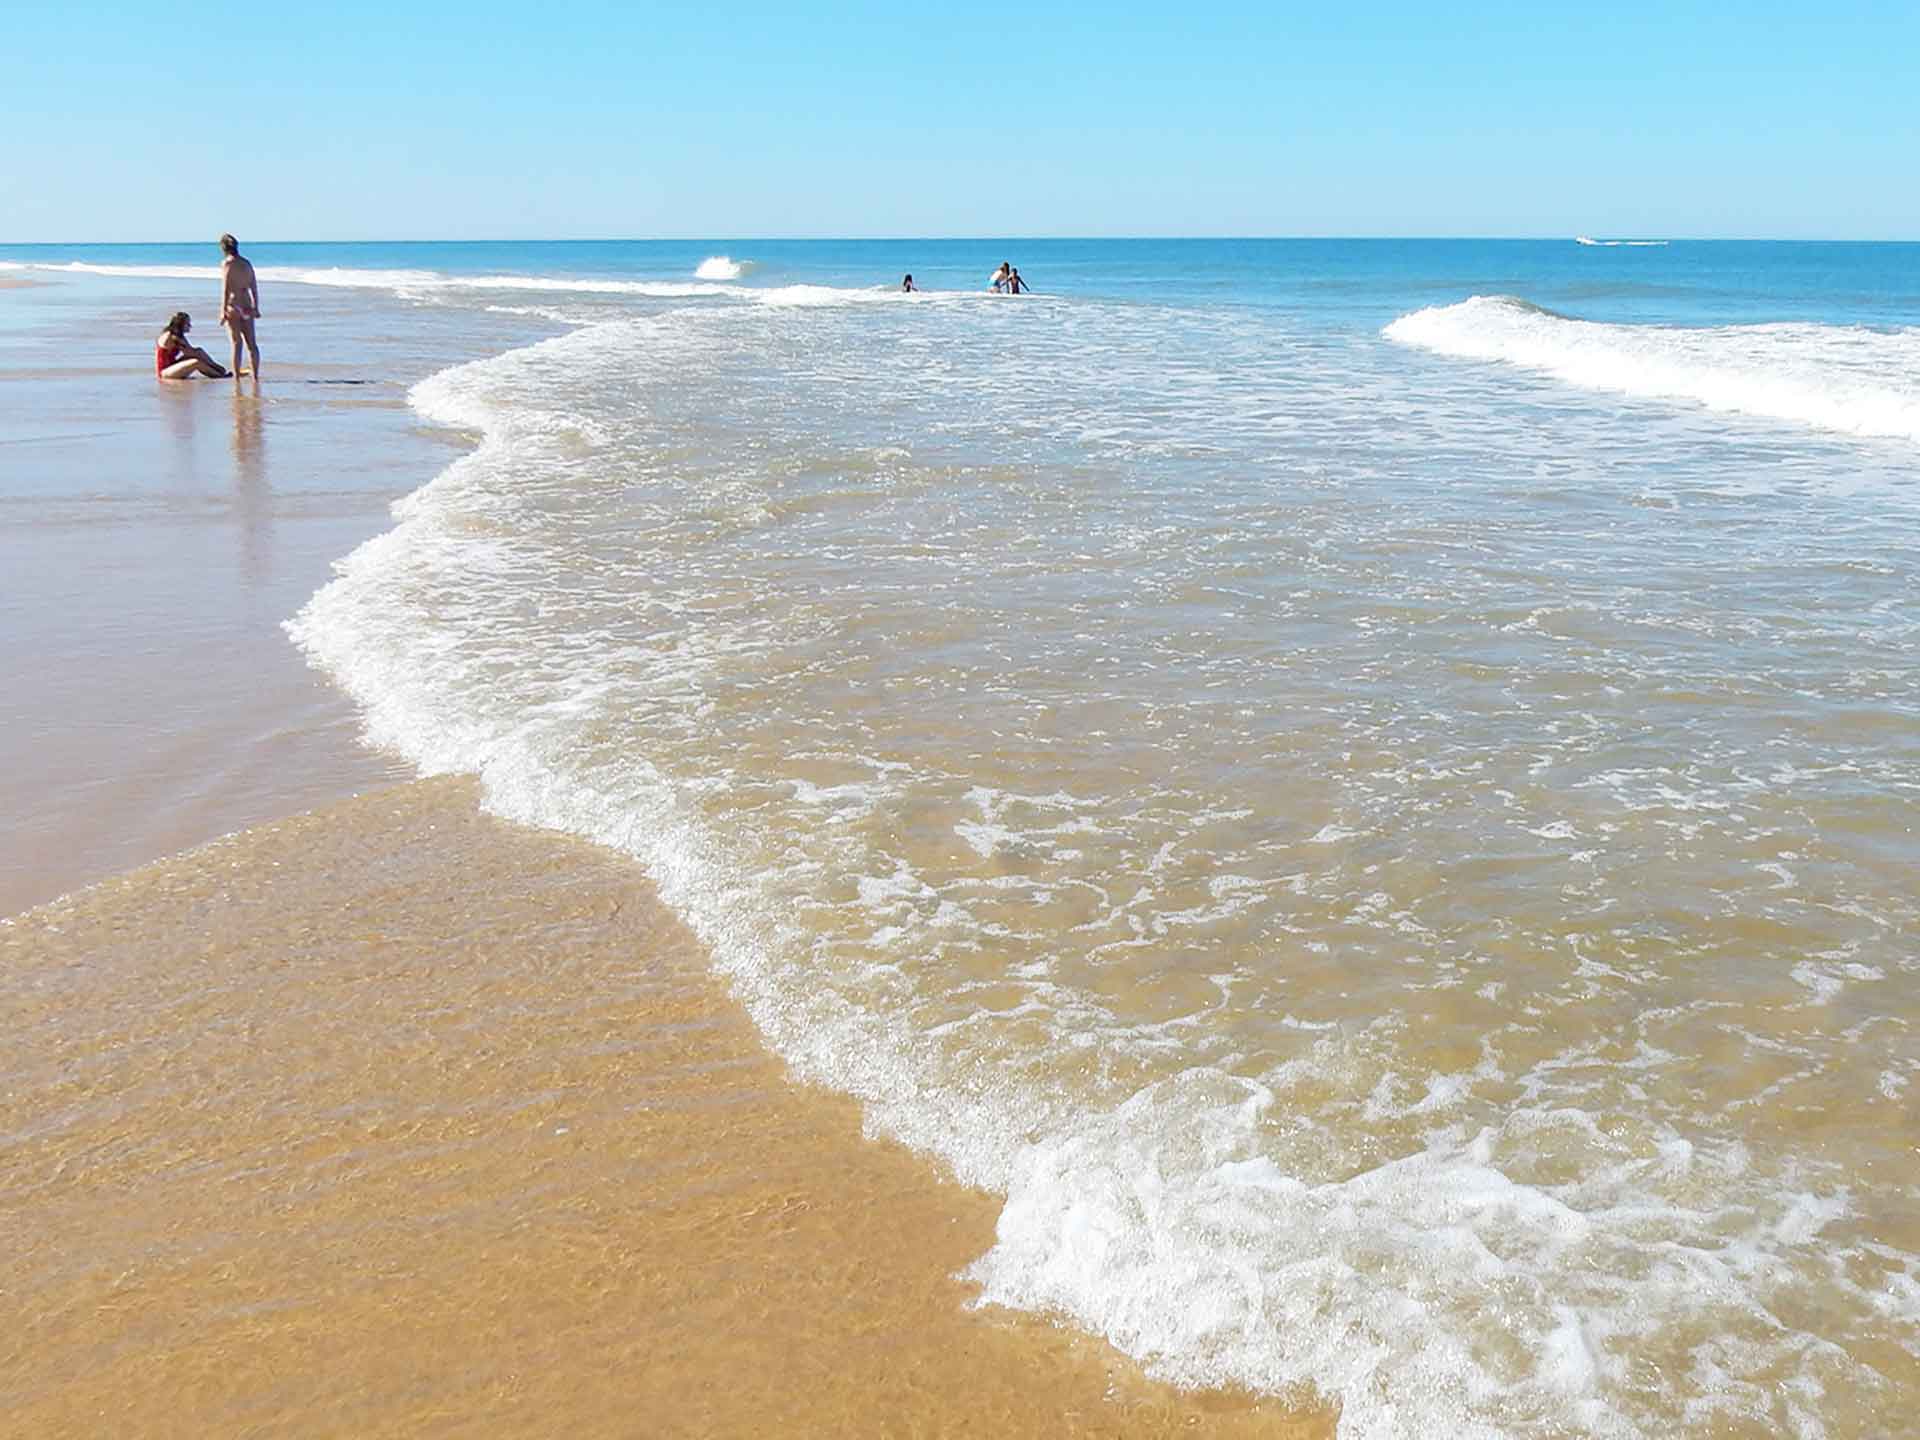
[{"xmin": 5, "ymin": 238, "xmax": 1917, "ymax": 1437}]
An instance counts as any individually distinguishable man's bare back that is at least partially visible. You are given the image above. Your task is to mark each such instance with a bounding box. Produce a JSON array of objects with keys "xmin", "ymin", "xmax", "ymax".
[{"xmin": 218, "ymin": 234, "xmax": 261, "ymax": 379}]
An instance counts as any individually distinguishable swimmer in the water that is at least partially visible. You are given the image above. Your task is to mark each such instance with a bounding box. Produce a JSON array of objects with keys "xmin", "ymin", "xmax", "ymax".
[
  {"xmin": 989, "ymin": 261, "xmax": 1010, "ymax": 293},
  {"xmin": 1007, "ymin": 267, "xmax": 1030, "ymax": 294},
  {"xmin": 154, "ymin": 312, "xmax": 231, "ymax": 380},
  {"xmin": 902, "ymin": 273, "xmax": 918, "ymax": 292}
]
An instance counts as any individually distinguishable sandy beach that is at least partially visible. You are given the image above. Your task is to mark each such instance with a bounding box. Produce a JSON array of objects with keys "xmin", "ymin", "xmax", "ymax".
[
  {"xmin": 2, "ymin": 269, "xmax": 1332, "ymax": 1436},
  {"xmin": 1, "ymin": 778, "xmax": 1330, "ymax": 1438},
  {"xmin": 0, "ymin": 269, "xmax": 560, "ymax": 914},
  {"xmin": 7, "ymin": 243, "xmax": 1916, "ymax": 1437}
]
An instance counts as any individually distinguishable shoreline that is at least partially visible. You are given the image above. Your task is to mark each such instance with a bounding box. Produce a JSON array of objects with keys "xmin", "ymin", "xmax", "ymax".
[
  {"xmin": 1, "ymin": 778, "xmax": 1333, "ymax": 1437},
  {"xmin": 0, "ymin": 273, "xmax": 556, "ymax": 916},
  {"xmin": 0, "ymin": 275, "xmax": 1335, "ymax": 1430},
  {"xmin": 9, "ymin": 243, "xmax": 1915, "ymax": 1434}
]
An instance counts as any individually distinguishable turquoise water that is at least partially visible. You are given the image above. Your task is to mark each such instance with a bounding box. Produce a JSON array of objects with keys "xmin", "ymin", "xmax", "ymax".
[
  {"xmin": 6, "ymin": 235, "xmax": 1918, "ymax": 322},
  {"xmin": 9, "ymin": 239, "xmax": 1919, "ymax": 1438}
]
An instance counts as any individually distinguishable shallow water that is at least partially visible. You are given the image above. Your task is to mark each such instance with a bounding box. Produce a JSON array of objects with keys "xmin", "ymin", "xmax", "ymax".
[
  {"xmin": 9, "ymin": 240, "xmax": 1917, "ymax": 1437},
  {"xmin": 0, "ymin": 277, "xmax": 468, "ymax": 912},
  {"xmin": 1, "ymin": 779, "xmax": 1332, "ymax": 1438}
]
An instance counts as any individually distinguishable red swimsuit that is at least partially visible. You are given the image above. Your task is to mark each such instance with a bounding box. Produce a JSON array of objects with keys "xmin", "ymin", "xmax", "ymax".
[{"xmin": 155, "ymin": 338, "xmax": 184, "ymax": 376}]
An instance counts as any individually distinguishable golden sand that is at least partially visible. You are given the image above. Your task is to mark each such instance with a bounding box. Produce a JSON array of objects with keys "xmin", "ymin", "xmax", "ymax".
[{"xmin": 1, "ymin": 778, "xmax": 1333, "ymax": 1437}]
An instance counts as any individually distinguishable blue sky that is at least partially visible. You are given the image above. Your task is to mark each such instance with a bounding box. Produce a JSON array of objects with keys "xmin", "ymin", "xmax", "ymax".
[{"xmin": 6, "ymin": 0, "xmax": 1916, "ymax": 240}]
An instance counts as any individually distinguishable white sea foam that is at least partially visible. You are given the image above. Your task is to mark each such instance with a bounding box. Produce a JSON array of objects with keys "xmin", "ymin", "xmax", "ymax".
[
  {"xmin": 428, "ymin": 273, "xmax": 736, "ymax": 298},
  {"xmin": 6, "ymin": 258, "xmax": 785, "ymax": 304},
  {"xmin": 12, "ymin": 259, "xmax": 448, "ymax": 289},
  {"xmin": 482, "ymin": 302, "xmax": 600, "ymax": 326},
  {"xmin": 751, "ymin": 282, "xmax": 903, "ymax": 307},
  {"xmin": 11, "ymin": 257, "xmax": 1025, "ymax": 319},
  {"xmin": 286, "ymin": 298, "xmax": 1919, "ymax": 1439},
  {"xmin": 1385, "ymin": 295, "xmax": 1920, "ymax": 443}
]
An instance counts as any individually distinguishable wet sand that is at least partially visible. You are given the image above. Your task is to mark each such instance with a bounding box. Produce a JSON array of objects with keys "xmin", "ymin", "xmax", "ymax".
[
  {"xmin": 1, "ymin": 778, "xmax": 1333, "ymax": 1437},
  {"xmin": 3, "ymin": 275, "xmax": 1326, "ymax": 1436},
  {"xmin": 0, "ymin": 273, "xmax": 1333, "ymax": 1434},
  {"xmin": 0, "ymin": 276, "xmax": 543, "ymax": 916}
]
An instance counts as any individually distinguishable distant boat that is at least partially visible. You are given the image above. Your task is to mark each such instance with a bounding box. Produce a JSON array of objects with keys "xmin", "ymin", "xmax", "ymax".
[{"xmin": 1576, "ymin": 236, "xmax": 1670, "ymax": 248}]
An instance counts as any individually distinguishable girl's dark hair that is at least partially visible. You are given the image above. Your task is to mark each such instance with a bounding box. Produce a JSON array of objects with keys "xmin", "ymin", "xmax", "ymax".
[
  {"xmin": 165, "ymin": 311, "xmax": 190, "ymax": 335},
  {"xmin": 219, "ymin": 233, "xmax": 238, "ymax": 256}
]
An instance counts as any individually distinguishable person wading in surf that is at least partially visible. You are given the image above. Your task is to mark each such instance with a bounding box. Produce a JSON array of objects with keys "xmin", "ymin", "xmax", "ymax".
[{"xmin": 218, "ymin": 234, "xmax": 262, "ymax": 380}]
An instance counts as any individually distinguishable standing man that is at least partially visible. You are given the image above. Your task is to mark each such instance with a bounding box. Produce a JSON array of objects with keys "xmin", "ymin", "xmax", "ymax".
[{"xmin": 218, "ymin": 234, "xmax": 261, "ymax": 380}]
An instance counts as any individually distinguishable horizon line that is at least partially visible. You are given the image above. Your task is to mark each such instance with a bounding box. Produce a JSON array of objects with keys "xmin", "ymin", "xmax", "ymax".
[{"xmin": 5, "ymin": 234, "xmax": 1918, "ymax": 248}]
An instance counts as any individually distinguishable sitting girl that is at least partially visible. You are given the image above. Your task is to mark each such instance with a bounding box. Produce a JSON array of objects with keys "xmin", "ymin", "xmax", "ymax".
[{"xmin": 155, "ymin": 313, "xmax": 230, "ymax": 380}]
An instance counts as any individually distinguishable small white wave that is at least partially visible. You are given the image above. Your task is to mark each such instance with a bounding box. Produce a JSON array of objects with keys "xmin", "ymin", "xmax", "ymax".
[
  {"xmin": 751, "ymin": 283, "xmax": 908, "ymax": 308},
  {"xmin": 482, "ymin": 302, "xmax": 600, "ymax": 326},
  {"xmin": 432, "ymin": 273, "xmax": 735, "ymax": 299},
  {"xmin": 1576, "ymin": 237, "xmax": 1670, "ymax": 247},
  {"xmin": 9, "ymin": 257, "xmax": 908, "ymax": 307},
  {"xmin": 11, "ymin": 259, "xmax": 448, "ymax": 289},
  {"xmin": 1385, "ymin": 295, "xmax": 1920, "ymax": 443}
]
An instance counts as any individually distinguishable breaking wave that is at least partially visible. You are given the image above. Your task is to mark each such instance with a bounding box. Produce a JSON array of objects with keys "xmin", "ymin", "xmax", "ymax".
[{"xmin": 1384, "ymin": 295, "xmax": 1920, "ymax": 443}]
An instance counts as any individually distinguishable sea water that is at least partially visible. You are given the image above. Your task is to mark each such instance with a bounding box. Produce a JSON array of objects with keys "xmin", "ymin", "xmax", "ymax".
[{"xmin": 8, "ymin": 238, "xmax": 1917, "ymax": 1437}]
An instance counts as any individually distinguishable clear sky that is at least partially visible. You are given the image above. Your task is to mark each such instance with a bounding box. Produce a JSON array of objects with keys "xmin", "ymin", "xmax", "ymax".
[{"xmin": 6, "ymin": 0, "xmax": 1916, "ymax": 242}]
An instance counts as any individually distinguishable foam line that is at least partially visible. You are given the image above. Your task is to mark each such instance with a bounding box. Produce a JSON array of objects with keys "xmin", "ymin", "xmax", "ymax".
[
  {"xmin": 1385, "ymin": 295, "xmax": 1920, "ymax": 442},
  {"xmin": 284, "ymin": 310, "xmax": 1900, "ymax": 1438}
]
